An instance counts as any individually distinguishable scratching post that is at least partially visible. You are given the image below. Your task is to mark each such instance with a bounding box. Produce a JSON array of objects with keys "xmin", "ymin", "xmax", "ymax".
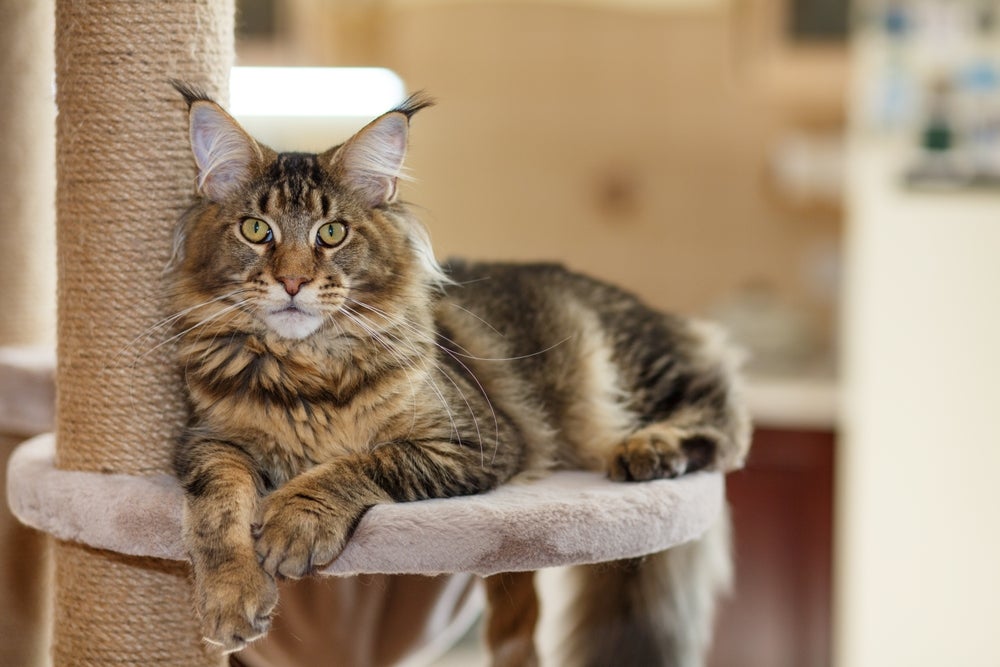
[{"xmin": 54, "ymin": 1, "xmax": 234, "ymax": 664}]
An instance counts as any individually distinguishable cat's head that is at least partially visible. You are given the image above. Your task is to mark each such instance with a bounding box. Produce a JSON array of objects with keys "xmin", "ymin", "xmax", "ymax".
[{"xmin": 169, "ymin": 82, "xmax": 444, "ymax": 343}]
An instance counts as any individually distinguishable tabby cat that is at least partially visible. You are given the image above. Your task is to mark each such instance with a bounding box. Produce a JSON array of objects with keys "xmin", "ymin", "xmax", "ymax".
[{"xmin": 169, "ymin": 82, "xmax": 751, "ymax": 666}]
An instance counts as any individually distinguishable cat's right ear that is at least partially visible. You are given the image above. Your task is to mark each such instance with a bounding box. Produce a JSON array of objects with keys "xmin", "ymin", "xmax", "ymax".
[{"xmin": 177, "ymin": 85, "xmax": 263, "ymax": 202}]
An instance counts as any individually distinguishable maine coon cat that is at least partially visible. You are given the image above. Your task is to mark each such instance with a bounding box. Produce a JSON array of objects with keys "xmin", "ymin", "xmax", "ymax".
[{"xmin": 169, "ymin": 82, "xmax": 751, "ymax": 666}]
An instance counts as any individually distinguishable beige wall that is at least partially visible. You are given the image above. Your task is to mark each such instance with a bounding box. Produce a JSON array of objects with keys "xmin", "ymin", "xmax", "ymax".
[
  {"xmin": 0, "ymin": 0, "xmax": 56, "ymax": 345},
  {"xmin": 0, "ymin": 2, "xmax": 56, "ymax": 665}
]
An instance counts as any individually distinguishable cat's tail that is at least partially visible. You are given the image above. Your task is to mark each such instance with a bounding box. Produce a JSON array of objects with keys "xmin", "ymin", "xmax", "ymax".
[{"xmin": 556, "ymin": 509, "xmax": 732, "ymax": 667}]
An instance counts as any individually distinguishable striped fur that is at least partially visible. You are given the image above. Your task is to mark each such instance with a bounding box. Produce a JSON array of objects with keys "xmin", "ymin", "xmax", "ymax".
[{"xmin": 169, "ymin": 85, "xmax": 751, "ymax": 661}]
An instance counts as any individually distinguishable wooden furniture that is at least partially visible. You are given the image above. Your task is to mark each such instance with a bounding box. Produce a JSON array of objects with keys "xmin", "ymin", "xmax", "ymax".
[{"xmin": 710, "ymin": 426, "xmax": 835, "ymax": 667}]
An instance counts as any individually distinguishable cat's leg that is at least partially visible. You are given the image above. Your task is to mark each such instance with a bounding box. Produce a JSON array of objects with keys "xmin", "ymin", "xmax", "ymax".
[
  {"xmin": 607, "ymin": 368, "xmax": 751, "ymax": 481},
  {"xmin": 483, "ymin": 571, "xmax": 540, "ymax": 667},
  {"xmin": 578, "ymin": 324, "xmax": 748, "ymax": 666},
  {"xmin": 174, "ymin": 438, "xmax": 276, "ymax": 653},
  {"xmin": 254, "ymin": 440, "xmax": 505, "ymax": 579}
]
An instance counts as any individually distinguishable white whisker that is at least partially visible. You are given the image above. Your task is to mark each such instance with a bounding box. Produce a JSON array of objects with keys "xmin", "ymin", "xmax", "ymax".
[
  {"xmin": 343, "ymin": 301, "xmax": 501, "ymax": 465},
  {"xmin": 339, "ymin": 306, "xmax": 461, "ymax": 445},
  {"xmin": 109, "ymin": 287, "xmax": 251, "ymax": 373},
  {"xmin": 447, "ymin": 302, "xmax": 505, "ymax": 338}
]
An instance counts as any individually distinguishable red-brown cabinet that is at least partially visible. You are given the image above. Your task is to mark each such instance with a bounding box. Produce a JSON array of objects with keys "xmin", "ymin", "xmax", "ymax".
[{"xmin": 710, "ymin": 427, "xmax": 835, "ymax": 667}]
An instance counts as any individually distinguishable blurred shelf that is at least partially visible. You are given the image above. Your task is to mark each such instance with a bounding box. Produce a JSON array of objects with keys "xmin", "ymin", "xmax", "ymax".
[{"xmin": 744, "ymin": 374, "xmax": 839, "ymax": 430}]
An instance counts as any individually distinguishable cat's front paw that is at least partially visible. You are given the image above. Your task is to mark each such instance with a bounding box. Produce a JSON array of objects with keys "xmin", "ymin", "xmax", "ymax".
[
  {"xmin": 608, "ymin": 426, "xmax": 716, "ymax": 482},
  {"xmin": 254, "ymin": 485, "xmax": 353, "ymax": 579},
  {"xmin": 196, "ymin": 559, "xmax": 277, "ymax": 654}
]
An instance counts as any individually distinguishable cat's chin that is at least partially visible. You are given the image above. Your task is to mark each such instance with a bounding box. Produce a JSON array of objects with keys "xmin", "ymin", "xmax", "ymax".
[{"xmin": 263, "ymin": 306, "xmax": 324, "ymax": 340}]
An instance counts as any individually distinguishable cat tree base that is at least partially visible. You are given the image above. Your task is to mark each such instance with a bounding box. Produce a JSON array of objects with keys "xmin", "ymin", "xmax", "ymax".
[{"xmin": 7, "ymin": 434, "xmax": 724, "ymax": 576}]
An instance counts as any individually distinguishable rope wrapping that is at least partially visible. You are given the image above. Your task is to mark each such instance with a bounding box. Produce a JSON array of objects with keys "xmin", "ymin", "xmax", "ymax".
[{"xmin": 54, "ymin": 0, "xmax": 234, "ymax": 663}]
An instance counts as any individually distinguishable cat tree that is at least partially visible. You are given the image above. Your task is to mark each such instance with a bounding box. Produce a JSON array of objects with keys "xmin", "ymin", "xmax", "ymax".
[{"xmin": 4, "ymin": 1, "xmax": 726, "ymax": 664}]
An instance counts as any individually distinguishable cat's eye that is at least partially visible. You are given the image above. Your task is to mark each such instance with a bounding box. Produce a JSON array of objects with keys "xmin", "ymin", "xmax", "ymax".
[
  {"xmin": 317, "ymin": 221, "xmax": 348, "ymax": 248},
  {"xmin": 240, "ymin": 218, "xmax": 273, "ymax": 244}
]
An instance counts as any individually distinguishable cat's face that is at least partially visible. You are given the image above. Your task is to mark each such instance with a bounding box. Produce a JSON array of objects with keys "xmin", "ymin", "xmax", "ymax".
[{"xmin": 171, "ymin": 91, "xmax": 439, "ymax": 342}]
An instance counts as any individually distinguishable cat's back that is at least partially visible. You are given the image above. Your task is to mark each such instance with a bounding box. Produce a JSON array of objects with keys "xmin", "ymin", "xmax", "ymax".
[
  {"xmin": 435, "ymin": 260, "xmax": 745, "ymax": 462},
  {"xmin": 437, "ymin": 259, "xmax": 689, "ymax": 358},
  {"xmin": 434, "ymin": 260, "xmax": 706, "ymax": 470},
  {"xmin": 439, "ymin": 259, "xmax": 651, "ymax": 327}
]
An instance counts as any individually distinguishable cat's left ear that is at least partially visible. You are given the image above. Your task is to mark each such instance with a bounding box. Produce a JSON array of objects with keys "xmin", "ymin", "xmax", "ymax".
[{"xmin": 327, "ymin": 93, "xmax": 433, "ymax": 208}]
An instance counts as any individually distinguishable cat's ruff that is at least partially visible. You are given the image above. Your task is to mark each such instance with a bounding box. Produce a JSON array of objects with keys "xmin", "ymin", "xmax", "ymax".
[{"xmin": 8, "ymin": 433, "xmax": 724, "ymax": 576}]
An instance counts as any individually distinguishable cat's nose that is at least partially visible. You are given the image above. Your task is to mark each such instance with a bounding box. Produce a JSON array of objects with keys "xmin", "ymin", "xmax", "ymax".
[{"xmin": 278, "ymin": 275, "xmax": 311, "ymax": 296}]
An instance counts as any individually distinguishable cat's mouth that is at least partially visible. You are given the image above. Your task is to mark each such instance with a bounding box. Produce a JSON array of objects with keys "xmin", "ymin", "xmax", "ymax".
[{"xmin": 263, "ymin": 303, "xmax": 324, "ymax": 340}]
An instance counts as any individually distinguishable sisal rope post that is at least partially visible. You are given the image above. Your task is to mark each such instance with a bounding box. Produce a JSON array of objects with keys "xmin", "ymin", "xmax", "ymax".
[
  {"xmin": 0, "ymin": 1, "xmax": 57, "ymax": 665},
  {"xmin": 54, "ymin": 1, "xmax": 234, "ymax": 664}
]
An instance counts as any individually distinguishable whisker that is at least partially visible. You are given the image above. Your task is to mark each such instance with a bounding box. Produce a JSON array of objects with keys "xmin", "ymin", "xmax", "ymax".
[
  {"xmin": 334, "ymin": 311, "xmax": 420, "ymax": 440},
  {"xmin": 344, "ymin": 297, "xmax": 470, "ymax": 354},
  {"xmin": 447, "ymin": 302, "xmax": 505, "ymax": 338},
  {"xmin": 346, "ymin": 295, "xmax": 567, "ymax": 363},
  {"xmin": 368, "ymin": 316, "xmax": 486, "ymax": 461},
  {"xmin": 340, "ymin": 306, "xmax": 463, "ymax": 448},
  {"xmin": 143, "ymin": 299, "xmax": 251, "ymax": 361},
  {"xmin": 109, "ymin": 288, "xmax": 252, "ymax": 374},
  {"xmin": 343, "ymin": 303, "xmax": 497, "ymax": 465},
  {"xmin": 100, "ymin": 288, "xmax": 253, "ymax": 423},
  {"xmin": 118, "ymin": 298, "xmax": 250, "ymax": 425}
]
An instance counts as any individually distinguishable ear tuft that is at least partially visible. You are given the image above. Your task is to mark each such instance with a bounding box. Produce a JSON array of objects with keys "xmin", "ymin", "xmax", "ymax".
[
  {"xmin": 330, "ymin": 95, "xmax": 432, "ymax": 208},
  {"xmin": 170, "ymin": 79, "xmax": 214, "ymax": 108},
  {"xmin": 392, "ymin": 91, "xmax": 435, "ymax": 120},
  {"xmin": 186, "ymin": 99, "xmax": 262, "ymax": 202}
]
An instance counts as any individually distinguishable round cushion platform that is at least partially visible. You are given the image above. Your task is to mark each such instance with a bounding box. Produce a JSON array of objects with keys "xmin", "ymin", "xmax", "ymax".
[{"xmin": 7, "ymin": 434, "xmax": 724, "ymax": 576}]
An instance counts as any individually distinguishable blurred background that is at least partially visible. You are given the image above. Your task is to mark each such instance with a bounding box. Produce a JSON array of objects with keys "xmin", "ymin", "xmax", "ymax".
[{"xmin": 1, "ymin": 0, "xmax": 998, "ymax": 665}]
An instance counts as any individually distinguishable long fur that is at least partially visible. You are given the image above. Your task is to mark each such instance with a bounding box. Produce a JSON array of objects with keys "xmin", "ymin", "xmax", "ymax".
[
  {"xmin": 168, "ymin": 85, "xmax": 752, "ymax": 662},
  {"xmin": 559, "ymin": 515, "xmax": 733, "ymax": 667}
]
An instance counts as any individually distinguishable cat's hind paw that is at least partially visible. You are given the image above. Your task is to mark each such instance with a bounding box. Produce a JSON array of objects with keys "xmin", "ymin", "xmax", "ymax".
[{"xmin": 608, "ymin": 426, "xmax": 716, "ymax": 482}]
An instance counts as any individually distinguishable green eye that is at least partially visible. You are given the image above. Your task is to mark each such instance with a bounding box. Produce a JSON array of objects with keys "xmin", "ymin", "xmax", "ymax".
[
  {"xmin": 317, "ymin": 221, "xmax": 348, "ymax": 248},
  {"xmin": 240, "ymin": 218, "xmax": 273, "ymax": 244}
]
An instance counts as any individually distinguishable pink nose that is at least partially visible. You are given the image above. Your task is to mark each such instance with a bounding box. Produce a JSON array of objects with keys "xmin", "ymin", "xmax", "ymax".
[{"xmin": 278, "ymin": 276, "xmax": 310, "ymax": 296}]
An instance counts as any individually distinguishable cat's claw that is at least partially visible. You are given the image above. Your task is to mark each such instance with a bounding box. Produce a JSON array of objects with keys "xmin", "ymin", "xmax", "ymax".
[{"xmin": 197, "ymin": 560, "xmax": 277, "ymax": 654}]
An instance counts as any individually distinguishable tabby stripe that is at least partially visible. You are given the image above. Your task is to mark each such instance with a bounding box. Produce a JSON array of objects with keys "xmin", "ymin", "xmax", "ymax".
[
  {"xmin": 257, "ymin": 189, "xmax": 271, "ymax": 213},
  {"xmin": 644, "ymin": 372, "xmax": 692, "ymax": 423},
  {"xmin": 361, "ymin": 441, "xmax": 499, "ymax": 503},
  {"xmin": 175, "ymin": 438, "xmax": 264, "ymax": 497}
]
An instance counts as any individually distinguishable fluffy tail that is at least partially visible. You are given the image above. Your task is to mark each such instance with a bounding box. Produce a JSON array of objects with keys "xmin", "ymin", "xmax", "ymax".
[{"xmin": 558, "ymin": 510, "xmax": 732, "ymax": 667}]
